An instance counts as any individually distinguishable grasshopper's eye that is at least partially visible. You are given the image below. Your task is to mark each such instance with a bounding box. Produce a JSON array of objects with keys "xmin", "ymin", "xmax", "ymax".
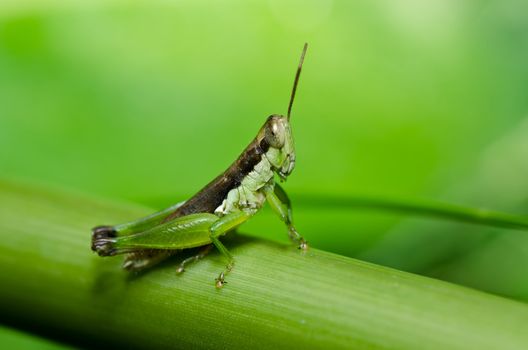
[{"xmin": 265, "ymin": 120, "xmax": 286, "ymax": 148}]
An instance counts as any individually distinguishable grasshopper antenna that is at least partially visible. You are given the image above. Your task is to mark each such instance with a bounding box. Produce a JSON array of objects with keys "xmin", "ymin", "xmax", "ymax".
[{"xmin": 287, "ymin": 42, "xmax": 308, "ymax": 120}]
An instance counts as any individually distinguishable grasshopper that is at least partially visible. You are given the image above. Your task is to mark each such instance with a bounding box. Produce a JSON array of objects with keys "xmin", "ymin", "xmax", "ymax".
[{"xmin": 91, "ymin": 43, "xmax": 308, "ymax": 288}]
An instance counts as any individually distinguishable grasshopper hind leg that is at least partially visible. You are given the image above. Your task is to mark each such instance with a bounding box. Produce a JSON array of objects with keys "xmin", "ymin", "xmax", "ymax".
[
  {"xmin": 91, "ymin": 201, "xmax": 188, "ymax": 255},
  {"xmin": 122, "ymin": 250, "xmax": 177, "ymax": 271},
  {"xmin": 92, "ymin": 224, "xmax": 181, "ymax": 272},
  {"xmin": 176, "ymin": 244, "xmax": 213, "ymax": 274},
  {"xmin": 92, "ymin": 211, "xmax": 253, "ymax": 287}
]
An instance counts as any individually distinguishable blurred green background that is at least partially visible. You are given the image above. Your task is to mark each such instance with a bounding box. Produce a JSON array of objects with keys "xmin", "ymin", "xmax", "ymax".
[{"xmin": 2, "ymin": 0, "xmax": 528, "ymax": 304}]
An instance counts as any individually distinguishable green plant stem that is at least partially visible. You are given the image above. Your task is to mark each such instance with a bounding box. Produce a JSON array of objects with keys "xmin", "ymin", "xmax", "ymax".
[
  {"xmin": 296, "ymin": 194, "xmax": 528, "ymax": 230},
  {"xmin": 0, "ymin": 325, "xmax": 70, "ymax": 350},
  {"xmin": 1, "ymin": 179, "xmax": 528, "ymax": 349}
]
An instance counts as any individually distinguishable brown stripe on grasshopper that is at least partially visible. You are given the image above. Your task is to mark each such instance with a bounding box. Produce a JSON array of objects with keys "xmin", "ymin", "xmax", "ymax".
[{"xmin": 162, "ymin": 133, "xmax": 270, "ymax": 221}]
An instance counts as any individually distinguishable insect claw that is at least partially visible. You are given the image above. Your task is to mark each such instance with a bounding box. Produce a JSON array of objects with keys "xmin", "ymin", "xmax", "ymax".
[
  {"xmin": 215, "ymin": 272, "xmax": 226, "ymax": 289},
  {"xmin": 298, "ymin": 239, "xmax": 308, "ymax": 250},
  {"xmin": 215, "ymin": 279, "xmax": 226, "ymax": 288},
  {"xmin": 122, "ymin": 260, "xmax": 135, "ymax": 270},
  {"xmin": 176, "ymin": 266, "xmax": 185, "ymax": 274}
]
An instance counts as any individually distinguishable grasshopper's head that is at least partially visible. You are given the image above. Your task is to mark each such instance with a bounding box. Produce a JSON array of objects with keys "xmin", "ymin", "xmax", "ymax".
[
  {"xmin": 260, "ymin": 43, "xmax": 307, "ymax": 180},
  {"xmin": 260, "ymin": 114, "xmax": 295, "ymax": 180}
]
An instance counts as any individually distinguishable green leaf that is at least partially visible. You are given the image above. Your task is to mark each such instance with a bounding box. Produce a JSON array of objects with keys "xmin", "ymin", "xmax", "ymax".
[
  {"xmin": 1, "ymin": 179, "xmax": 528, "ymax": 349},
  {"xmin": 0, "ymin": 325, "xmax": 71, "ymax": 350}
]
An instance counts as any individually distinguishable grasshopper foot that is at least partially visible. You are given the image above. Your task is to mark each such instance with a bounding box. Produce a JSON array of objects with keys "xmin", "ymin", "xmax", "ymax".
[
  {"xmin": 215, "ymin": 262, "xmax": 234, "ymax": 289},
  {"xmin": 298, "ymin": 238, "xmax": 308, "ymax": 250},
  {"xmin": 288, "ymin": 227, "xmax": 308, "ymax": 250},
  {"xmin": 215, "ymin": 272, "xmax": 227, "ymax": 289},
  {"xmin": 176, "ymin": 245, "xmax": 213, "ymax": 275}
]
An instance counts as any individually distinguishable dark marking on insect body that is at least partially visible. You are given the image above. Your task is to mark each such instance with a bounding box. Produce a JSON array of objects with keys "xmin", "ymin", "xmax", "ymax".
[
  {"xmin": 91, "ymin": 225, "xmax": 117, "ymax": 253},
  {"xmin": 235, "ymin": 138, "xmax": 270, "ymax": 184},
  {"xmin": 162, "ymin": 134, "xmax": 270, "ymax": 223},
  {"xmin": 92, "ymin": 225, "xmax": 116, "ymax": 239}
]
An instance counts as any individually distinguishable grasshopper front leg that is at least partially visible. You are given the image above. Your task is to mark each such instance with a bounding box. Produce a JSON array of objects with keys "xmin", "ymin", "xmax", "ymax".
[
  {"xmin": 176, "ymin": 244, "xmax": 213, "ymax": 274},
  {"xmin": 264, "ymin": 184, "xmax": 307, "ymax": 250}
]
